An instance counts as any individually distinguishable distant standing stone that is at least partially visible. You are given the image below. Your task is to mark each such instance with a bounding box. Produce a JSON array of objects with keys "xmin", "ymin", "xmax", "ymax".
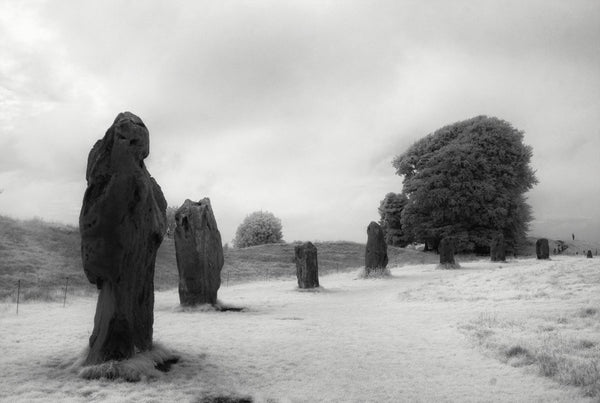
[
  {"xmin": 490, "ymin": 233, "xmax": 506, "ymax": 262},
  {"xmin": 536, "ymin": 238, "xmax": 550, "ymax": 259},
  {"xmin": 79, "ymin": 112, "xmax": 167, "ymax": 365},
  {"xmin": 174, "ymin": 198, "xmax": 224, "ymax": 306},
  {"xmin": 365, "ymin": 221, "xmax": 388, "ymax": 273},
  {"xmin": 587, "ymin": 250, "xmax": 593, "ymax": 259},
  {"xmin": 295, "ymin": 242, "xmax": 319, "ymax": 288},
  {"xmin": 439, "ymin": 237, "xmax": 457, "ymax": 268}
]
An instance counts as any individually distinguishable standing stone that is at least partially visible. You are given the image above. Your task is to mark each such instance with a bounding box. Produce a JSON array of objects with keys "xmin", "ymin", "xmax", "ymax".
[
  {"xmin": 490, "ymin": 233, "xmax": 506, "ymax": 262},
  {"xmin": 536, "ymin": 238, "xmax": 550, "ymax": 259},
  {"xmin": 365, "ymin": 221, "xmax": 388, "ymax": 273},
  {"xmin": 79, "ymin": 112, "xmax": 167, "ymax": 365},
  {"xmin": 174, "ymin": 198, "xmax": 224, "ymax": 306},
  {"xmin": 439, "ymin": 237, "xmax": 457, "ymax": 268},
  {"xmin": 587, "ymin": 250, "xmax": 593, "ymax": 259},
  {"xmin": 295, "ymin": 242, "xmax": 319, "ymax": 289}
]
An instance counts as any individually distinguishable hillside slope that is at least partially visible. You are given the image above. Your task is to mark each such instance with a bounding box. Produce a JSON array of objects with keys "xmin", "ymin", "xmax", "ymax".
[
  {"xmin": 5, "ymin": 215, "xmax": 596, "ymax": 301},
  {"xmin": 0, "ymin": 216, "xmax": 439, "ymax": 300}
]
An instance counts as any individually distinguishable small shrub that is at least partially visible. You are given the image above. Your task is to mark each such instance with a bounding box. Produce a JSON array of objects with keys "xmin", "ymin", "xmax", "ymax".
[{"xmin": 233, "ymin": 211, "xmax": 283, "ymax": 248}]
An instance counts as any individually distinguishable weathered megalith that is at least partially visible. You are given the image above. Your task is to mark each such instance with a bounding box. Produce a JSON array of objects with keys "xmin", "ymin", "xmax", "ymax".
[
  {"xmin": 438, "ymin": 237, "xmax": 458, "ymax": 268},
  {"xmin": 174, "ymin": 198, "xmax": 224, "ymax": 306},
  {"xmin": 79, "ymin": 112, "xmax": 167, "ymax": 366},
  {"xmin": 295, "ymin": 242, "xmax": 319, "ymax": 288},
  {"xmin": 365, "ymin": 221, "xmax": 388, "ymax": 273},
  {"xmin": 587, "ymin": 250, "xmax": 593, "ymax": 259},
  {"xmin": 536, "ymin": 238, "xmax": 550, "ymax": 259},
  {"xmin": 490, "ymin": 233, "xmax": 506, "ymax": 262}
]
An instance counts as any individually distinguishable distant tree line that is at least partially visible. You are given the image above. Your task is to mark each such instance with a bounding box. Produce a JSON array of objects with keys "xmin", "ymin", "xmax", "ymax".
[{"xmin": 380, "ymin": 116, "xmax": 537, "ymax": 254}]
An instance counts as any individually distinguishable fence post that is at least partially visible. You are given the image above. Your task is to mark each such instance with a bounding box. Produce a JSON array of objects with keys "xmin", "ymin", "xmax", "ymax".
[
  {"xmin": 16, "ymin": 280, "xmax": 21, "ymax": 315},
  {"xmin": 63, "ymin": 277, "xmax": 69, "ymax": 307}
]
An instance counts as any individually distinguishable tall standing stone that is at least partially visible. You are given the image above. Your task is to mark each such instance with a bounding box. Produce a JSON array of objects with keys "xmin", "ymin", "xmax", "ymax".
[
  {"xmin": 536, "ymin": 238, "xmax": 550, "ymax": 259},
  {"xmin": 439, "ymin": 237, "xmax": 458, "ymax": 268},
  {"xmin": 490, "ymin": 233, "xmax": 506, "ymax": 262},
  {"xmin": 174, "ymin": 198, "xmax": 224, "ymax": 306},
  {"xmin": 295, "ymin": 242, "xmax": 319, "ymax": 289},
  {"xmin": 365, "ymin": 221, "xmax": 388, "ymax": 273},
  {"xmin": 79, "ymin": 112, "xmax": 167, "ymax": 365}
]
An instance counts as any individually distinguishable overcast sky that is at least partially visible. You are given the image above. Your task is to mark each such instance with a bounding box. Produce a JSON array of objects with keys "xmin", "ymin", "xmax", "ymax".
[{"xmin": 1, "ymin": 0, "xmax": 599, "ymax": 244}]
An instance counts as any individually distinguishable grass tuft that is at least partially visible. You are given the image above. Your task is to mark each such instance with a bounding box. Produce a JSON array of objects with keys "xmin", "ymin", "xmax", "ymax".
[
  {"xmin": 436, "ymin": 262, "xmax": 461, "ymax": 270},
  {"xmin": 464, "ymin": 307, "xmax": 600, "ymax": 398},
  {"xmin": 77, "ymin": 343, "xmax": 180, "ymax": 382},
  {"xmin": 356, "ymin": 267, "xmax": 392, "ymax": 279},
  {"xmin": 505, "ymin": 345, "xmax": 530, "ymax": 358},
  {"xmin": 578, "ymin": 307, "xmax": 598, "ymax": 318}
]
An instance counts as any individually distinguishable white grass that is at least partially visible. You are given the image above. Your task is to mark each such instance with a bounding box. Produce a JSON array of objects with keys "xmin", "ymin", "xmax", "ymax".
[{"xmin": 0, "ymin": 257, "xmax": 596, "ymax": 402}]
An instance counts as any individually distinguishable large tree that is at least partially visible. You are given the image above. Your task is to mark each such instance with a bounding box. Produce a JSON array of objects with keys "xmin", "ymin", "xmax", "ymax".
[
  {"xmin": 378, "ymin": 192, "xmax": 409, "ymax": 246},
  {"xmin": 392, "ymin": 116, "xmax": 537, "ymax": 253}
]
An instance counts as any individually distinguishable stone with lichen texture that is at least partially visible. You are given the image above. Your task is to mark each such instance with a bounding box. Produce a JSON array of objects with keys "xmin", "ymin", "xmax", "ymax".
[
  {"xmin": 439, "ymin": 237, "xmax": 456, "ymax": 267},
  {"xmin": 365, "ymin": 221, "xmax": 388, "ymax": 272},
  {"xmin": 174, "ymin": 198, "xmax": 224, "ymax": 306},
  {"xmin": 490, "ymin": 233, "xmax": 506, "ymax": 262},
  {"xmin": 295, "ymin": 242, "xmax": 319, "ymax": 289},
  {"xmin": 536, "ymin": 238, "xmax": 550, "ymax": 259},
  {"xmin": 79, "ymin": 112, "xmax": 167, "ymax": 366}
]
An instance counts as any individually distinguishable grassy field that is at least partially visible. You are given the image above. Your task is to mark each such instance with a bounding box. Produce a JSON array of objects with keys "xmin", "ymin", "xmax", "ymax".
[
  {"xmin": 3, "ymin": 215, "xmax": 600, "ymax": 400},
  {"xmin": 1, "ymin": 215, "xmax": 440, "ymax": 300},
  {"xmin": 2, "ymin": 257, "xmax": 599, "ymax": 401}
]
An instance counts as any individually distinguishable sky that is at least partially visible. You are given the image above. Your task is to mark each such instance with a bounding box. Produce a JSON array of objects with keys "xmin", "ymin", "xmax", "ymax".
[{"xmin": 0, "ymin": 0, "xmax": 599, "ymax": 244}]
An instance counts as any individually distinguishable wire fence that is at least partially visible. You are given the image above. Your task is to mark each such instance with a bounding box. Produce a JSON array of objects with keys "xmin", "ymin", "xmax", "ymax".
[{"xmin": 3, "ymin": 264, "xmax": 351, "ymax": 315}]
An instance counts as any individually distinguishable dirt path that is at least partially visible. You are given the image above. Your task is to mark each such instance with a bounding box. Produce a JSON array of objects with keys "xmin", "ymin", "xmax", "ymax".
[{"xmin": 0, "ymin": 260, "xmax": 591, "ymax": 402}]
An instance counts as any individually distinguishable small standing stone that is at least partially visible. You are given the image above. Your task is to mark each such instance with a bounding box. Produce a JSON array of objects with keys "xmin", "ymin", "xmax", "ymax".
[
  {"xmin": 174, "ymin": 198, "xmax": 224, "ymax": 306},
  {"xmin": 587, "ymin": 250, "xmax": 593, "ymax": 259},
  {"xmin": 439, "ymin": 237, "xmax": 458, "ymax": 268},
  {"xmin": 295, "ymin": 242, "xmax": 319, "ymax": 289},
  {"xmin": 490, "ymin": 233, "xmax": 506, "ymax": 262},
  {"xmin": 365, "ymin": 221, "xmax": 388, "ymax": 273},
  {"xmin": 79, "ymin": 112, "xmax": 167, "ymax": 365},
  {"xmin": 536, "ymin": 238, "xmax": 550, "ymax": 259}
]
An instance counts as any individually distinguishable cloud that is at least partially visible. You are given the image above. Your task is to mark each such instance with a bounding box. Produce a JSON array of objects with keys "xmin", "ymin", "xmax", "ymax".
[{"xmin": 1, "ymin": 0, "xmax": 599, "ymax": 243}]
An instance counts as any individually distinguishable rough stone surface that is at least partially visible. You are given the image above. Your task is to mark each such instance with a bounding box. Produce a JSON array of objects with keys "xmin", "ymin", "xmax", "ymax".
[
  {"xmin": 174, "ymin": 198, "xmax": 224, "ymax": 306},
  {"xmin": 439, "ymin": 237, "xmax": 456, "ymax": 266},
  {"xmin": 536, "ymin": 238, "xmax": 550, "ymax": 259},
  {"xmin": 587, "ymin": 250, "xmax": 593, "ymax": 259},
  {"xmin": 490, "ymin": 233, "xmax": 506, "ymax": 262},
  {"xmin": 295, "ymin": 242, "xmax": 319, "ymax": 289},
  {"xmin": 79, "ymin": 112, "xmax": 167, "ymax": 366},
  {"xmin": 365, "ymin": 221, "xmax": 388, "ymax": 272}
]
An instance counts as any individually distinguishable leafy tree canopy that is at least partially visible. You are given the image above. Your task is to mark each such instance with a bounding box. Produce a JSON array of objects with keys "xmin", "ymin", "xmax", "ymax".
[{"xmin": 392, "ymin": 116, "xmax": 537, "ymax": 252}]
